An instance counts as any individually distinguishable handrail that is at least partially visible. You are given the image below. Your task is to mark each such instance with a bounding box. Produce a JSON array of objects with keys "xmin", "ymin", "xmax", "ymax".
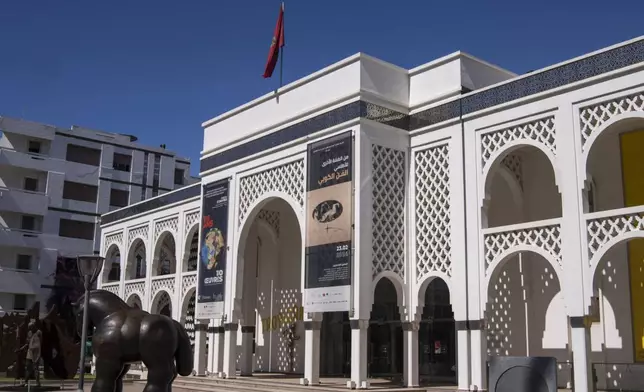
[
  {"xmin": 0, "ymin": 226, "xmax": 42, "ymax": 235},
  {"xmin": 481, "ymin": 217, "xmax": 562, "ymax": 235},
  {"xmin": 124, "ymin": 277, "xmax": 146, "ymax": 284},
  {"xmin": 0, "ymin": 185, "xmax": 46, "ymax": 196},
  {"xmin": 585, "ymin": 204, "xmax": 644, "ymax": 221},
  {"xmin": 0, "ymin": 146, "xmax": 50, "ymax": 159},
  {"xmin": 0, "ymin": 267, "xmax": 35, "ymax": 273},
  {"xmin": 151, "ymin": 273, "xmax": 178, "ymax": 281}
]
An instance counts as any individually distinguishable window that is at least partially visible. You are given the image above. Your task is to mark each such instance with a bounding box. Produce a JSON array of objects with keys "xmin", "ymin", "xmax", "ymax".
[
  {"xmin": 108, "ymin": 263, "xmax": 120, "ymax": 281},
  {"xmin": 23, "ymin": 177, "xmax": 38, "ymax": 192},
  {"xmin": 13, "ymin": 294, "xmax": 27, "ymax": 311},
  {"xmin": 63, "ymin": 181, "xmax": 98, "ymax": 203},
  {"xmin": 21, "ymin": 215, "xmax": 35, "ymax": 231},
  {"xmin": 65, "ymin": 144, "xmax": 101, "ymax": 166},
  {"xmin": 152, "ymin": 154, "xmax": 161, "ymax": 194},
  {"xmin": 174, "ymin": 168, "xmax": 184, "ymax": 185},
  {"xmin": 58, "ymin": 218, "xmax": 95, "ymax": 240},
  {"xmin": 28, "ymin": 140, "xmax": 41, "ymax": 154},
  {"xmin": 16, "ymin": 254, "xmax": 32, "ymax": 270},
  {"xmin": 112, "ymin": 153, "xmax": 132, "ymax": 172},
  {"xmin": 109, "ymin": 188, "xmax": 129, "ymax": 208}
]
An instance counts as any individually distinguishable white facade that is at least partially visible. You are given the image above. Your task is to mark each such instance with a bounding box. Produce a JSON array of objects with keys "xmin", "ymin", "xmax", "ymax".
[
  {"xmin": 99, "ymin": 36, "xmax": 644, "ymax": 391},
  {"xmin": 0, "ymin": 118, "xmax": 197, "ymax": 315}
]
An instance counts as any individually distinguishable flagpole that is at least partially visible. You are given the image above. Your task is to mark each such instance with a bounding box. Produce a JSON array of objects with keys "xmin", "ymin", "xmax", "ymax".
[{"xmin": 279, "ymin": 2, "xmax": 285, "ymax": 90}]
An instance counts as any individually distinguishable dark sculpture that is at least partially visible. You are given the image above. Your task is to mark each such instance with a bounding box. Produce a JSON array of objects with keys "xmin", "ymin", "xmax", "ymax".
[
  {"xmin": 75, "ymin": 289, "xmax": 194, "ymax": 392},
  {"xmin": 0, "ymin": 302, "xmax": 80, "ymax": 383}
]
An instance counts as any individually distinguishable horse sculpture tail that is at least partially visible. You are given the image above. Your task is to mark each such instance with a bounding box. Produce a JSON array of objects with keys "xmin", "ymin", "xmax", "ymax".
[{"xmin": 173, "ymin": 320, "xmax": 194, "ymax": 376}]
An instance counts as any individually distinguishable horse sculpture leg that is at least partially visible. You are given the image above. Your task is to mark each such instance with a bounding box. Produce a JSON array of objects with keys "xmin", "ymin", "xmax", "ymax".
[
  {"xmin": 115, "ymin": 364, "xmax": 130, "ymax": 392},
  {"xmin": 143, "ymin": 362, "xmax": 176, "ymax": 392},
  {"xmin": 92, "ymin": 358, "xmax": 124, "ymax": 392}
]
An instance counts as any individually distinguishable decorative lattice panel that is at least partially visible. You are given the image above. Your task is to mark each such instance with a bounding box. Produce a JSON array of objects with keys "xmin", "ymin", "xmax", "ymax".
[
  {"xmin": 151, "ymin": 276, "xmax": 175, "ymax": 297},
  {"xmin": 182, "ymin": 273, "xmax": 197, "ymax": 296},
  {"xmin": 128, "ymin": 225, "xmax": 149, "ymax": 247},
  {"xmin": 501, "ymin": 153, "xmax": 523, "ymax": 190},
  {"xmin": 238, "ymin": 160, "xmax": 305, "ymax": 225},
  {"xmin": 587, "ymin": 211, "xmax": 644, "ymax": 265},
  {"xmin": 185, "ymin": 293, "xmax": 196, "ymax": 346},
  {"xmin": 125, "ymin": 281, "xmax": 145, "ymax": 300},
  {"xmin": 415, "ymin": 144, "xmax": 452, "ymax": 279},
  {"xmin": 480, "ymin": 117, "xmax": 556, "ymax": 169},
  {"xmin": 154, "ymin": 217, "xmax": 179, "ymax": 243},
  {"xmin": 580, "ymin": 92, "xmax": 644, "ymax": 150},
  {"xmin": 104, "ymin": 231, "xmax": 123, "ymax": 254},
  {"xmin": 372, "ymin": 145, "xmax": 405, "ymax": 279},
  {"xmin": 258, "ymin": 209, "xmax": 280, "ymax": 236},
  {"xmin": 101, "ymin": 283, "xmax": 119, "ymax": 296},
  {"xmin": 483, "ymin": 224, "xmax": 562, "ymax": 272},
  {"xmin": 486, "ymin": 267, "xmax": 514, "ymax": 356},
  {"xmin": 187, "ymin": 233, "xmax": 198, "ymax": 272},
  {"xmin": 185, "ymin": 211, "xmax": 200, "ymax": 236}
]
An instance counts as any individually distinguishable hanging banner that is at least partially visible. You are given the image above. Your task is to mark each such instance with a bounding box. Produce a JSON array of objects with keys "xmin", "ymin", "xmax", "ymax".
[
  {"xmin": 304, "ymin": 131, "xmax": 353, "ymax": 312},
  {"xmin": 196, "ymin": 179, "xmax": 229, "ymax": 320}
]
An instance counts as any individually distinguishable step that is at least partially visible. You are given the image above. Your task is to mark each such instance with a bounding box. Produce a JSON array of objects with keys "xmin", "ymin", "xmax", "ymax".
[{"xmin": 169, "ymin": 376, "xmax": 432, "ymax": 392}]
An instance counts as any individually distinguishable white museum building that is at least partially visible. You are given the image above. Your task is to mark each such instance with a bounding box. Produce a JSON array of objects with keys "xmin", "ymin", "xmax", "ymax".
[{"xmin": 98, "ymin": 36, "xmax": 644, "ymax": 391}]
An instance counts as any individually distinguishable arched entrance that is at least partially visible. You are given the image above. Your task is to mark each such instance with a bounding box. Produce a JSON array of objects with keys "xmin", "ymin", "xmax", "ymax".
[
  {"xmin": 236, "ymin": 197, "xmax": 304, "ymax": 375},
  {"xmin": 151, "ymin": 291, "xmax": 172, "ymax": 317},
  {"xmin": 486, "ymin": 252, "xmax": 569, "ymax": 362},
  {"xmin": 418, "ymin": 278, "xmax": 455, "ymax": 383},
  {"xmin": 152, "ymin": 232, "xmax": 177, "ymax": 276},
  {"xmin": 368, "ymin": 278, "xmax": 403, "ymax": 378},
  {"xmin": 102, "ymin": 244, "xmax": 121, "ymax": 283},
  {"xmin": 126, "ymin": 239, "xmax": 147, "ymax": 280},
  {"xmin": 126, "ymin": 294, "xmax": 142, "ymax": 309}
]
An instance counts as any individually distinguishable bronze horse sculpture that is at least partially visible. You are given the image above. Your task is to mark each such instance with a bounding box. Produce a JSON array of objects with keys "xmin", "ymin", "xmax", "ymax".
[{"xmin": 75, "ymin": 290, "xmax": 193, "ymax": 392}]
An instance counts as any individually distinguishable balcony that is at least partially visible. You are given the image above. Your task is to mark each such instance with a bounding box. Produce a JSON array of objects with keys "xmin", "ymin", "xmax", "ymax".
[
  {"xmin": 0, "ymin": 187, "xmax": 48, "ymax": 216},
  {"xmin": 0, "ymin": 117, "xmax": 56, "ymax": 140},
  {"xmin": 0, "ymin": 148, "xmax": 50, "ymax": 172},
  {"xmin": 0, "ymin": 227, "xmax": 93, "ymax": 252},
  {"xmin": 0, "ymin": 267, "xmax": 41, "ymax": 295},
  {"xmin": 0, "ymin": 148, "xmax": 100, "ymax": 183}
]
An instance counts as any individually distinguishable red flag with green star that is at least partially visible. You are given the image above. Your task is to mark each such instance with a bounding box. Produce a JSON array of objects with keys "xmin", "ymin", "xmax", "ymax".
[{"xmin": 263, "ymin": 3, "xmax": 285, "ymax": 79}]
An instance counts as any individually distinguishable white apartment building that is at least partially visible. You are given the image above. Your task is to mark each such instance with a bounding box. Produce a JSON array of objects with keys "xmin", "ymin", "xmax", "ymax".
[
  {"xmin": 0, "ymin": 117, "xmax": 197, "ymax": 315},
  {"xmin": 99, "ymin": 36, "xmax": 644, "ymax": 391}
]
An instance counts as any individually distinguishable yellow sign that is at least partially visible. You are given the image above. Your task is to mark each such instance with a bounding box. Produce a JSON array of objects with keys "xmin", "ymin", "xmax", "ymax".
[
  {"xmin": 261, "ymin": 306, "xmax": 304, "ymax": 332},
  {"xmin": 620, "ymin": 130, "xmax": 644, "ymax": 362}
]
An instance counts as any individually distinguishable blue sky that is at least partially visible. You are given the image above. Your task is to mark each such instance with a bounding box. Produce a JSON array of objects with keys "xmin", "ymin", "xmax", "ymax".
[{"xmin": 1, "ymin": 0, "xmax": 642, "ymax": 175}]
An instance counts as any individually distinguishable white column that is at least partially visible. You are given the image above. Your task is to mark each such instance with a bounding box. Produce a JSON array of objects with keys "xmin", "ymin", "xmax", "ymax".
[
  {"xmin": 349, "ymin": 319, "xmax": 369, "ymax": 389},
  {"xmin": 193, "ymin": 321, "xmax": 208, "ymax": 376},
  {"xmin": 456, "ymin": 325, "xmax": 470, "ymax": 391},
  {"xmin": 221, "ymin": 322, "xmax": 238, "ymax": 379},
  {"xmin": 403, "ymin": 321, "xmax": 419, "ymax": 387},
  {"xmin": 556, "ymin": 98, "xmax": 593, "ymax": 391},
  {"xmin": 239, "ymin": 326, "xmax": 254, "ymax": 376},
  {"xmin": 301, "ymin": 318, "xmax": 321, "ymax": 386},
  {"xmin": 462, "ymin": 121, "xmax": 486, "ymax": 391},
  {"xmin": 209, "ymin": 326, "xmax": 225, "ymax": 376}
]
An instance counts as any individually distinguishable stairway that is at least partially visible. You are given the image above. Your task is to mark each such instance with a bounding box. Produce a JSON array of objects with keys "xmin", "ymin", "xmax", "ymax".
[{"xmin": 161, "ymin": 376, "xmax": 437, "ymax": 392}]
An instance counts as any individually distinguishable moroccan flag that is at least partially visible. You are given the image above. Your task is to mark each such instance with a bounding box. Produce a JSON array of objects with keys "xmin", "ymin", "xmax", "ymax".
[{"xmin": 263, "ymin": 3, "xmax": 285, "ymax": 79}]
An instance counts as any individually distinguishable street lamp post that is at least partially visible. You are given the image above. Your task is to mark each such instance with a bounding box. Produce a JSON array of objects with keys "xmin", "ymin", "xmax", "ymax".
[{"xmin": 76, "ymin": 255, "xmax": 104, "ymax": 392}]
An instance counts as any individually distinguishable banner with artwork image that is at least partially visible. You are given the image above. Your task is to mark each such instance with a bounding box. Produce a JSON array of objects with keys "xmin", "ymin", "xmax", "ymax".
[{"xmin": 196, "ymin": 179, "xmax": 229, "ymax": 320}]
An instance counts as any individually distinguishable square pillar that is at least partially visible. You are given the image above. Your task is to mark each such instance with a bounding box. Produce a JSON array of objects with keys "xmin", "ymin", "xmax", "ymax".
[
  {"xmin": 402, "ymin": 321, "xmax": 419, "ymax": 387},
  {"xmin": 301, "ymin": 319, "xmax": 321, "ymax": 386},
  {"xmin": 194, "ymin": 322, "xmax": 208, "ymax": 376},
  {"xmin": 239, "ymin": 326, "xmax": 255, "ymax": 376},
  {"xmin": 221, "ymin": 322, "xmax": 238, "ymax": 379},
  {"xmin": 455, "ymin": 322, "xmax": 471, "ymax": 391},
  {"xmin": 570, "ymin": 317, "xmax": 594, "ymax": 392},
  {"xmin": 348, "ymin": 319, "xmax": 369, "ymax": 389},
  {"xmin": 469, "ymin": 323, "xmax": 487, "ymax": 391},
  {"xmin": 208, "ymin": 326, "xmax": 225, "ymax": 376}
]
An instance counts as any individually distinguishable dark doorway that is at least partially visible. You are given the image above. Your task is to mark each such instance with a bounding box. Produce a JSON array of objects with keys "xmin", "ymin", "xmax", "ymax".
[
  {"xmin": 419, "ymin": 278, "xmax": 456, "ymax": 384},
  {"xmin": 320, "ymin": 311, "xmax": 351, "ymax": 377},
  {"xmin": 369, "ymin": 278, "xmax": 403, "ymax": 378}
]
